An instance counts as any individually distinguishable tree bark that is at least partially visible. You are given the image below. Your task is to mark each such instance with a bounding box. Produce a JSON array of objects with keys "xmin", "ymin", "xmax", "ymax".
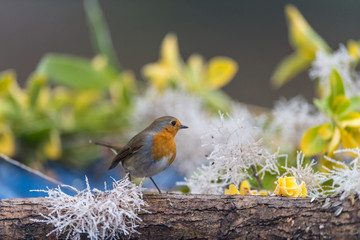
[{"xmin": 1, "ymin": 194, "xmax": 360, "ymax": 239}]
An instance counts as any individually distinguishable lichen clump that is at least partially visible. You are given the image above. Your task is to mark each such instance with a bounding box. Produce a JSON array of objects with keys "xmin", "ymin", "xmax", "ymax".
[{"xmin": 32, "ymin": 176, "xmax": 147, "ymax": 240}]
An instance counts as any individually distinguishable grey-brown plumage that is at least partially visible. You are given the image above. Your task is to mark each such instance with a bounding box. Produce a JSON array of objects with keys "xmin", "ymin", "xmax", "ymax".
[
  {"xmin": 95, "ymin": 116, "xmax": 181, "ymax": 170},
  {"xmin": 94, "ymin": 116, "xmax": 188, "ymax": 193}
]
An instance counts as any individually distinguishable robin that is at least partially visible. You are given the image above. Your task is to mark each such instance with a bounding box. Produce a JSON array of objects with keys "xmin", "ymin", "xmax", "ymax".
[{"xmin": 94, "ymin": 116, "xmax": 188, "ymax": 193}]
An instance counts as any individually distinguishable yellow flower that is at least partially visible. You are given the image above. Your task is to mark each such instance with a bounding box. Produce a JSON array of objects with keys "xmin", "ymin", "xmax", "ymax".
[
  {"xmin": 347, "ymin": 40, "xmax": 360, "ymax": 60},
  {"xmin": 204, "ymin": 57, "xmax": 238, "ymax": 90},
  {"xmin": 143, "ymin": 33, "xmax": 238, "ymax": 93},
  {"xmin": 0, "ymin": 70, "xmax": 27, "ymax": 108},
  {"xmin": 239, "ymin": 180, "xmax": 251, "ymax": 195},
  {"xmin": 142, "ymin": 33, "xmax": 183, "ymax": 90},
  {"xmin": 273, "ymin": 177, "xmax": 307, "ymax": 197},
  {"xmin": 91, "ymin": 55, "xmax": 108, "ymax": 71},
  {"xmin": 224, "ymin": 180, "xmax": 268, "ymax": 196},
  {"xmin": 271, "ymin": 5, "xmax": 330, "ymax": 88},
  {"xmin": 224, "ymin": 184, "xmax": 240, "ymax": 195},
  {"xmin": 0, "ymin": 124, "xmax": 15, "ymax": 156},
  {"xmin": 44, "ymin": 130, "xmax": 62, "ymax": 160}
]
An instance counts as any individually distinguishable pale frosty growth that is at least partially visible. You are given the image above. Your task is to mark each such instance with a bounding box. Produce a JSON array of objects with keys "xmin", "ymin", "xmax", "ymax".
[
  {"xmin": 281, "ymin": 151, "xmax": 327, "ymax": 197},
  {"xmin": 269, "ymin": 96, "xmax": 326, "ymax": 152},
  {"xmin": 133, "ymin": 88, "xmax": 213, "ymax": 175},
  {"xmin": 182, "ymin": 112, "xmax": 281, "ymax": 194},
  {"xmin": 309, "ymin": 45, "xmax": 360, "ymax": 96},
  {"xmin": 324, "ymin": 148, "xmax": 360, "ymax": 201},
  {"xmin": 32, "ymin": 177, "xmax": 147, "ymax": 240},
  {"xmin": 178, "ymin": 164, "xmax": 224, "ymax": 194}
]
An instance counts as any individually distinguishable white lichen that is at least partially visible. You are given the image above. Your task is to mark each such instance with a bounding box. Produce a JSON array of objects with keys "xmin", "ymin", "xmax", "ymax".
[
  {"xmin": 179, "ymin": 112, "xmax": 282, "ymax": 194},
  {"xmin": 178, "ymin": 164, "xmax": 224, "ymax": 194},
  {"xmin": 309, "ymin": 45, "xmax": 360, "ymax": 96},
  {"xmin": 32, "ymin": 176, "xmax": 147, "ymax": 240},
  {"xmin": 281, "ymin": 151, "xmax": 327, "ymax": 197},
  {"xmin": 324, "ymin": 148, "xmax": 360, "ymax": 201},
  {"xmin": 269, "ymin": 96, "xmax": 326, "ymax": 152}
]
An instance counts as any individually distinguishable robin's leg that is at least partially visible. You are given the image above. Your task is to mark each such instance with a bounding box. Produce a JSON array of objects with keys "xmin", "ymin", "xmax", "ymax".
[
  {"xmin": 149, "ymin": 177, "xmax": 162, "ymax": 194},
  {"xmin": 128, "ymin": 174, "xmax": 132, "ymax": 181}
]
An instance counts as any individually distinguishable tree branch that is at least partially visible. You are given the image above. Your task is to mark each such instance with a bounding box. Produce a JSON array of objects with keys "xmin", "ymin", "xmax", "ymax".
[{"xmin": 1, "ymin": 194, "xmax": 360, "ymax": 239}]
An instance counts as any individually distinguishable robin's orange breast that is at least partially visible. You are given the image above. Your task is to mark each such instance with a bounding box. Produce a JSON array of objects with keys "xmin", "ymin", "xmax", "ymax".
[{"xmin": 151, "ymin": 130, "xmax": 177, "ymax": 164}]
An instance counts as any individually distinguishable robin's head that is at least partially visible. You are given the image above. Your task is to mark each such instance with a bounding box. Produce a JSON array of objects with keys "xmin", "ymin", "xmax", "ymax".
[{"xmin": 150, "ymin": 116, "xmax": 188, "ymax": 135}]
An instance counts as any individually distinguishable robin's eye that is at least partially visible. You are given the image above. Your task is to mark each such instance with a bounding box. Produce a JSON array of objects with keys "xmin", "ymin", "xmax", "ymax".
[{"xmin": 171, "ymin": 120, "xmax": 176, "ymax": 126}]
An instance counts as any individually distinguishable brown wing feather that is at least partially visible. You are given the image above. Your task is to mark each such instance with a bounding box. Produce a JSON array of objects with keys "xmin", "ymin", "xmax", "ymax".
[{"xmin": 108, "ymin": 133, "xmax": 145, "ymax": 170}]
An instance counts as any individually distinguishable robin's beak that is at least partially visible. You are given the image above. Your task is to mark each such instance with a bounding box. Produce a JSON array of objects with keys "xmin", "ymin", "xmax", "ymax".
[{"xmin": 180, "ymin": 125, "xmax": 188, "ymax": 129}]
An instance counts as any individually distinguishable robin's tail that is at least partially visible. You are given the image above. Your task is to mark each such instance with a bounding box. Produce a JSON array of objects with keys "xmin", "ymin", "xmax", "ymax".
[{"xmin": 92, "ymin": 140, "xmax": 123, "ymax": 154}]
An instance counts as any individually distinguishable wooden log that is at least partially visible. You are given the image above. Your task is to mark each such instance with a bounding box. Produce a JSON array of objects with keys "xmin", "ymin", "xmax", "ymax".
[{"xmin": 1, "ymin": 194, "xmax": 360, "ymax": 239}]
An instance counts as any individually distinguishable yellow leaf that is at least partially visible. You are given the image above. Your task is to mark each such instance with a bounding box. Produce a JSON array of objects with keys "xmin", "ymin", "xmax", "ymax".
[
  {"xmin": 187, "ymin": 54, "xmax": 204, "ymax": 73},
  {"xmin": 285, "ymin": 5, "xmax": 329, "ymax": 60},
  {"xmin": 301, "ymin": 125, "xmax": 330, "ymax": 156},
  {"xmin": 142, "ymin": 64, "xmax": 171, "ymax": 90},
  {"xmin": 327, "ymin": 127, "xmax": 340, "ymax": 154},
  {"xmin": 0, "ymin": 126, "xmax": 15, "ymax": 156},
  {"xmin": 142, "ymin": 33, "xmax": 183, "ymax": 90},
  {"xmin": 74, "ymin": 90, "xmax": 102, "ymax": 110},
  {"xmin": 339, "ymin": 112, "xmax": 360, "ymax": 128},
  {"xmin": 347, "ymin": 40, "xmax": 360, "ymax": 60},
  {"xmin": 205, "ymin": 57, "xmax": 238, "ymax": 89},
  {"xmin": 161, "ymin": 33, "xmax": 181, "ymax": 67},
  {"xmin": 318, "ymin": 123, "xmax": 333, "ymax": 140},
  {"xmin": 44, "ymin": 130, "xmax": 62, "ymax": 160},
  {"xmin": 331, "ymin": 95, "xmax": 350, "ymax": 115},
  {"xmin": 224, "ymin": 189, "xmax": 231, "ymax": 195},
  {"xmin": 271, "ymin": 52, "xmax": 310, "ymax": 88},
  {"xmin": 0, "ymin": 71, "xmax": 27, "ymax": 108},
  {"xmin": 91, "ymin": 55, "xmax": 108, "ymax": 71},
  {"xmin": 340, "ymin": 128, "xmax": 360, "ymax": 149},
  {"xmin": 0, "ymin": 70, "xmax": 15, "ymax": 94}
]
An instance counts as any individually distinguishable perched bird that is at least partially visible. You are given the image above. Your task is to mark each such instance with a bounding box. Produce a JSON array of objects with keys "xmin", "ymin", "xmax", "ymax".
[{"xmin": 94, "ymin": 116, "xmax": 188, "ymax": 193}]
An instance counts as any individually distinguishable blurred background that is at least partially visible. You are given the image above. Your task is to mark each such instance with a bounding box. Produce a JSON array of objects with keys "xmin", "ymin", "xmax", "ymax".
[
  {"xmin": 1, "ymin": 0, "xmax": 360, "ymax": 107},
  {"xmin": 1, "ymin": 0, "xmax": 360, "ymax": 198}
]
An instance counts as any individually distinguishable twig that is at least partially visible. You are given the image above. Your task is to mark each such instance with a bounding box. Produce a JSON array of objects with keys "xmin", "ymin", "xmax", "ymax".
[
  {"xmin": 0, "ymin": 153, "xmax": 63, "ymax": 186},
  {"xmin": 251, "ymin": 165, "xmax": 263, "ymax": 189}
]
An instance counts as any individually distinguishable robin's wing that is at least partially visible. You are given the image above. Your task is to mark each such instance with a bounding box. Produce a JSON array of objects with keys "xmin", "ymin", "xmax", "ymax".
[{"xmin": 108, "ymin": 135, "xmax": 144, "ymax": 170}]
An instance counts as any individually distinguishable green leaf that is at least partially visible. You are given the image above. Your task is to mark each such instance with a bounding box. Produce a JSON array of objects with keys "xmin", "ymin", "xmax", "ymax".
[
  {"xmin": 347, "ymin": 96, "xmax": 360, "ymax": 112},
  {"xmin": 84, "ymin": 0, "xmax": 121, "ymax": 71},
  {"xmin": 329, "ymin": 69, "xmax": 345, "ymax": 104},
  {"xmin": 271, "ymin": 52, "xmax": 311, "ymax": 88},
  {"xmin": 330, "ymin": 95, "xmax": 350, "ymax": 116},
  {"xmin": 201, "ymin": 90, "xmax": 231, "ymax": 113},
  {"xmin": 314, "ymin": 97, "xmax": 331, "ymax": 116},
  {"xmin": 0, "ymin": 70, "xmax": 15, "ymax": 94},
  {"xmin": 37, "ymin": 54, "xmax": 117, "ymax": 89},
  {"xmin": 301, "ymin": 125, "xmax": 330, "ymax": 156},
  {"xmin": 26, "ymin": 73, "xmax": 47, "ymax": 110}
]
